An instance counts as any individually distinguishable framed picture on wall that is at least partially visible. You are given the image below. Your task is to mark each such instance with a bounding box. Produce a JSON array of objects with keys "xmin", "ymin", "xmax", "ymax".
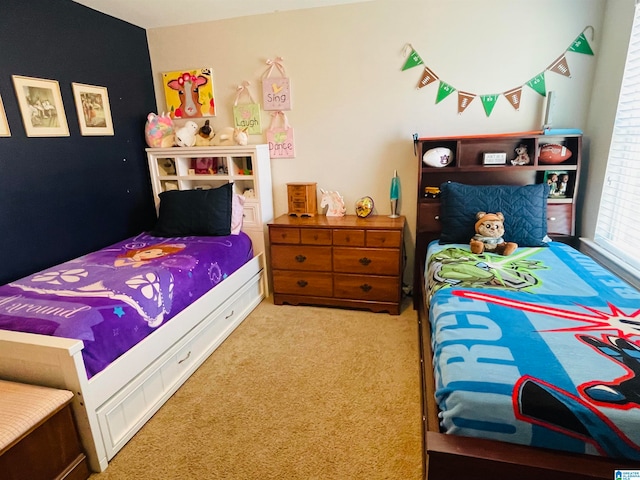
[
  {"xmin": 0, "ymin": 94, "xmax": 10, "ymax": 137},
  {"xmin": 12, "ymin": 75, "xmax": 69, "ymax": 137},
  {"xmin": 161, "ymin": 68, "xmax": 215, "ymax": 118},
  {"xmin": 72, "ymin": 83, "xmax": 114, "ymax": 136}
]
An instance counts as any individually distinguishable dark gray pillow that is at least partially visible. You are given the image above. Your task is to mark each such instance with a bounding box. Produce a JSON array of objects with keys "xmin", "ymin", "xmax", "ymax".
[
  {"xmin": 152, "ymin": 183, "xmax": 232, "ymax": 237},
  {"xmin": 439, "ymin": 182, "xmax": 550, "ymax": 246}
]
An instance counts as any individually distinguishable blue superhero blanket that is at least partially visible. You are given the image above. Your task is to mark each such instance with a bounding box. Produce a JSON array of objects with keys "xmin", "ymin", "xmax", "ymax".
[{"xmin": 425, "ymin": 241, "xmax": 640, "ymax": 460}]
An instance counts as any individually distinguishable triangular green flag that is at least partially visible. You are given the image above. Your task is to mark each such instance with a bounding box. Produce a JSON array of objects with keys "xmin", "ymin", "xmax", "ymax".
[
  {"xmin": 526, "ymin": 73, "xmax": 546, "ymax": 96},
  {"xmin": 480, "ymin": 94, "xmax": 499, "ymax": 117},
  {"xmin": 436, "ymin": 81, "xmax": 455, "ymax": 104},
  {"xmin": 569, "ymin": 32, "xmax": 594, "ymax": 55},
  {"xmin": 402, "ymin": 49, "xmax": 424, "ymax": 71}
]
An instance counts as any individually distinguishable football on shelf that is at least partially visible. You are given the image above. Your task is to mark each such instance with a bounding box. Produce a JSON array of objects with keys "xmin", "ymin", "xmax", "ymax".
[
  {"xmin": 539, "ymin": 144, "xmax": 572, "ymax": 164},
  {"xmin": 423, "ymin": 147, "xmax": 454, "ymax": 168}
]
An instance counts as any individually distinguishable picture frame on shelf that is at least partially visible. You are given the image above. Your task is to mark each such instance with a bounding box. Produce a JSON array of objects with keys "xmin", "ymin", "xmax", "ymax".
[
  {"xmin": 544, "ymin": 170, "xmax": 572, "ymax": 198},
  {"xmin": 72, "ymin": 83, "xmax": 114, "ymax": 136},
  {"xmin": 482, "ymin": 152, "xmax": 507, "ymax": 165},
  {"xmin": 0, "ymin": 94, "xmax": 10, "ymax": 137},
  {"xmin": 12, "ymin": 75, "xmax": 69, "ymax": 137}
]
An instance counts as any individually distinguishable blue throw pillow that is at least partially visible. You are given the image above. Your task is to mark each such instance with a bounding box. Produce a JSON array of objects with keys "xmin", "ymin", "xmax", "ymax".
[
  {"xmin": 152, "ymin": 183, "xmax": 232, "ymax": 237},
  {"xmin": 439, "ymin": 182, "xmax": 550, "ymax": 246}
]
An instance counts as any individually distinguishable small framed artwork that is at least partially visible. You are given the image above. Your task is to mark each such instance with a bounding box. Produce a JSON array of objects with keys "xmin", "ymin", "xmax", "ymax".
[
  {"xmin": 12, "ymin": 75, "xmax": 69, "ymax": 137},
  {"xmin": 544, "ymin": 170, "xmax": 572, "ymax": 198},
  {"xmin": 482, "ymin": 152, "xmax": 507, "ymax": 165},
  {"xmin": 71, "ymin": 83, "xmax": 114, "ymax": 136},
  {"xmin": 0, "ymin": 94, "xmax": 10, "ymax": 137}
]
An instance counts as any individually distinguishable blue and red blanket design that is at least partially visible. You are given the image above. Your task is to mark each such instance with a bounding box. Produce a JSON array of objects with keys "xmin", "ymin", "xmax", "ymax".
[
  {"xmin": 426, "ymin": 241, "xmax": 640, "ymax": 459},
  {"xmin": 0, "ymin": 232, "xmax": 253, "ymax": 379}
]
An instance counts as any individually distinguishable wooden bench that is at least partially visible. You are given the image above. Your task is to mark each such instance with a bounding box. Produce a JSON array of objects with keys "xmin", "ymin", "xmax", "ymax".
[{"xmin": 0, "ymin": 380, "xmax": 90, "ymax": 480}]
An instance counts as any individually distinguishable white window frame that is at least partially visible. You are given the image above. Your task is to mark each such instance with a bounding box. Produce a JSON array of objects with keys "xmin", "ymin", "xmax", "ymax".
[{"xmin": 587, "ymin": 1, "xmax": 640, "ymax": 290}]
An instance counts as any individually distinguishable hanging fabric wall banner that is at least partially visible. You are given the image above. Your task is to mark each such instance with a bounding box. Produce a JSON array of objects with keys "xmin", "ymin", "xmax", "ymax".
[
  {"xmin": 233, "ymin": 81, "xmax": 262, "ymax": 134},
  {"xmin": 436, "ymin": 81, "xmax": 456, "ymax": 104},
  {"xmin": 457, "ymin": 91, "xmax": 476, "ymax": 114},
  {"xmin": 548, "ymin": 54, "xmax": 571, "ymax": 77},
  {"xmin": 417, "ymin": 67, "xmax": 438, "ymax": 89},
  {"xmin": 480, "ymin": 94, "xmax": 499, "ymax": 117},
  {"xmin": 504, "ymin": 87, "xmax": 523, "ymax": 110},
  {"xmin": 402, "ymin": 26, "xmax": 595, "ymax": 116},
  {"xmin": 267, "ymin": 111, "xmax": 295, "ymax": 158},
  {"xmin": 262, "ymin": 57, "xmax": 292, "ymax": 111},
  {"xmin": 402, "ymin": 43, "xmax": 424, "ymax": 71},
  {"xmin": 527, "ymin": 73, "xmax": 547, "ymax": 96}
]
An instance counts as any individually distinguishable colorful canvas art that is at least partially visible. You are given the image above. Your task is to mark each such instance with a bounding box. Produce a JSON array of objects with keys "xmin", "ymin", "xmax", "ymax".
[{"xmin": 162, "ymin": 68, "xmax": 215, "ymax": 118}]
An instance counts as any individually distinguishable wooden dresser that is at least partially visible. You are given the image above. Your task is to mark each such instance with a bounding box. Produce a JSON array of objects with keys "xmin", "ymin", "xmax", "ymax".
[{"xmin": 268, "ymin": 214, "xmax": 406, "ymax": 314}]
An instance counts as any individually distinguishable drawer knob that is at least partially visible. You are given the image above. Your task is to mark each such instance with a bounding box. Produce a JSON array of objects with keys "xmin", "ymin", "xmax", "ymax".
[
  {"xmin": 548, "ymin": 216, "xmax": 557, "ymax": 221},
  {"xmin": 359, "ymin": 257, "xmax": 372, "ymax": 266},
  {"xmin": 295, "ymin": 254, "xmax": 307, "ymax": 263},
  {"xmin": 297, "ymin": 280, "xmax": 308, "ymax": 288},
  {"xmin": 360, "ymin": 284, "xmax": 372, "ymax": 292},
  {"xmin": 434, "ymin": 215, "xmax": 440, "ymax": 221},
  {"xmin": 313, "ymin": 234, "xmax": 319, "ymax": 240}
]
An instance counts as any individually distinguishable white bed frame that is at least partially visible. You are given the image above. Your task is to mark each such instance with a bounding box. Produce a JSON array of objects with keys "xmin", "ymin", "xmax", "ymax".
[{"xmin": 0, "ymin": 251, "xmax": 266, "ymax": 472}]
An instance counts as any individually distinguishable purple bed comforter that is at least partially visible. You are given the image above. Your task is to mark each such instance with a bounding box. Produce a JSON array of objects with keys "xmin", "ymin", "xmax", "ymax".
[{"xmin": 0, "ymin": 232, "xmax": 253, "ymax": 378}]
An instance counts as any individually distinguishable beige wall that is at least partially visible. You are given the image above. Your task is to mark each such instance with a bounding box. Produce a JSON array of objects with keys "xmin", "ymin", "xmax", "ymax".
[{"xmin": 147, "ymin": 0, "xmax": 609, "ymax": 289}]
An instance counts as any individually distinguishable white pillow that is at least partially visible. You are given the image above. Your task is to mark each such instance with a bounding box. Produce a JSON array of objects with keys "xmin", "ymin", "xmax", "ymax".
[{"xmin": 231, "ymin": 194, "xmax": 245, "ymax": 235}]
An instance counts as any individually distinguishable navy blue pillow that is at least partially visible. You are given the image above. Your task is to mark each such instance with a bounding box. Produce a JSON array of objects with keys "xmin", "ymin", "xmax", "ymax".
[
  {"xmin": 439, "ymin": 182, "xmax": 550, "ymax": 246},
  {"xmin": 152, "ymin": 183, "xmax": 232, "ymax": 237}
]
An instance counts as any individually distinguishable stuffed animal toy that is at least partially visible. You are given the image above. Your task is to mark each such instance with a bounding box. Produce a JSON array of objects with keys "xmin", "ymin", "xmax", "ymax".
[
  {"xmin": 469, "ymin": 211, "xmax": 518, "ymax": 255},
  {"xmin": 210, "ymin": 127, "xmax": 249, "ymax": 146},
  {"xmin": 510, "ymin": 144, "xmax": 530, "ymax": 166},
  {"xmin": 144, "ymin": 112, "xmax": 175, "ymax": 148},
  {"xmin": 195, "ymin": 120, "xmax": 214, "ymax": 146},
  {"xmin": 175, "ymin": 120, "xmax": 199, "ymax": 147}
]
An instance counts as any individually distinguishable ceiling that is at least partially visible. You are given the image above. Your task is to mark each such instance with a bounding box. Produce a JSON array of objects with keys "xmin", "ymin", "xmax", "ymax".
[{"xmin": 72, "ymin": 0, "xmax": 374, "ymax": 29}]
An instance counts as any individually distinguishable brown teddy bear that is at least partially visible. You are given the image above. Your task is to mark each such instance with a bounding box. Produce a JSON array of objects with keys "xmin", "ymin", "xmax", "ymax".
[{"xmin": 469, "ymin": 211, "xmax": 518, "ymax": 255}]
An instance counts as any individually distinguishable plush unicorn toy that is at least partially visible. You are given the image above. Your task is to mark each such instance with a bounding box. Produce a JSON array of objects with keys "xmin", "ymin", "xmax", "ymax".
[{"xmin": 320, "ymin": 189, "xmax": 346, "ymax": 217}]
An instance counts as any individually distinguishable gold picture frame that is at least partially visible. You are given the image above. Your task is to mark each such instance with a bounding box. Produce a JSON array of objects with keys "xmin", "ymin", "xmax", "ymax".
[
  {"xmin": 72, "ymin": 83, "xmax": 114, "ymax": 136},
  {"xmin": 12, "ymin": 75, "xmax": 69, "ymax": 137},
  {"xmin": 0, "ymin": 94, "xmax": 9, "ymax": 137}
]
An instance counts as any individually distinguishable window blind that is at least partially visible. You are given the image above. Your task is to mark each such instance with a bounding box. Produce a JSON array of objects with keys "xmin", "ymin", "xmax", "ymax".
[{"xmin": 594, "ymin": 2, "xmax": 640, "ymax": 274}]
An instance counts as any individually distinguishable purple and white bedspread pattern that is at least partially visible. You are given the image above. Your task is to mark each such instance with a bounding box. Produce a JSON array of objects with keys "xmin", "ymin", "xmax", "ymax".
[
  {"xmin": 425, "ymin": 241, "xmax": 640, "ymax": 460},
  {"xmin": 0, "ymin": 232, "xmax": 253, "ymax": 378}
]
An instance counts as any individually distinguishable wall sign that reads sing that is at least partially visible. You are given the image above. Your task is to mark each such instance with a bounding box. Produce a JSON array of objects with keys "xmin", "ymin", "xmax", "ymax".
[{"xmin": 262, "ymin": 56, "xmax": 292, "ymax": 111}]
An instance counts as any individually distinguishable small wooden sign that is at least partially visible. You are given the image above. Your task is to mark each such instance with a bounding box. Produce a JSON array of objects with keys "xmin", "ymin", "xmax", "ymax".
[{"xmin": 483, "ymin": 152, "xmax": 507, "ymax": 165}]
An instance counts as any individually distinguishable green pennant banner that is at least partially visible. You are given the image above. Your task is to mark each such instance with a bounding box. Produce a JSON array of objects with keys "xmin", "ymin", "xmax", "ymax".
[
  {"xmin": 402, "ymin": 49, "xmax": 424, "ymax": 71},
  {"xmin": 480, "ymin": 94, "xmax": 499, "ymax": 117},
  {"xmin": 569, "ymin": 32, "xmax": 594, "ymax": 55},
  {"xmin": 527, "ymin": 73, "xmax": 547, "ymax": 96},
  {"xmin": 436, "ymin": 81, "xmax": 455, "ymax": 104}
]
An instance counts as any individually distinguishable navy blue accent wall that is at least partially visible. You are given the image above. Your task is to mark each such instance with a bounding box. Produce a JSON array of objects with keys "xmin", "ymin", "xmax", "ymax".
[{"xmin": 0, "ymin": 0, "xmax": 157, "ymax": 284}]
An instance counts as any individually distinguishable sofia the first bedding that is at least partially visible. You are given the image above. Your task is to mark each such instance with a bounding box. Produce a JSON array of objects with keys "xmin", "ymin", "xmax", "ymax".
[
  {"xmin": 0, "ymin": 232, "xmax": 253, "ymax": 379},
  {"xmin": 425, "ymin": 240, "xmax": 640, "ymax": 460}
]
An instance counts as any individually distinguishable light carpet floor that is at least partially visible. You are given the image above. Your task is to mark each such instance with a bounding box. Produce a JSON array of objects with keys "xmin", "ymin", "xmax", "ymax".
[{"xmin": 89, "ymin": 296, "xmax": 423, "ymax": 480}]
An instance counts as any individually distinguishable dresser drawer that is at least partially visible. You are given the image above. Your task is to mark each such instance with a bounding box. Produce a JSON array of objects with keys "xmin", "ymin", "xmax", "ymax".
[
  {"xmin": 271, "ymin": 245, "xmax": 332, "ymax": 271},
  {"xmin": 334, "ymin": 274, "xmax": 399, "ymax": 302},
  {"xmin": 300, "ymin": 228, "xmax": 332, "ymax": 245},
  {"xmin": 333, "ymin": 247, "xmax": 399, "ymax": 275},
  {"xmin": 270, "ymin": 227, "xmax": 300, "ymax": 244},
  {"xmin": 418, "ymin": 203, "xmax": 442, "ymax": 233},
  {"xmin": 547, "ymin": 204, "xmax": 572, "ymax": 235},
  {"xmin": 366, "ymin": 230, "xmax": 402, "ymax": 248},
  {"xmin": 333, "ymin": 229, "xmax": 365, "ymax": 246},
  {"xmin": 272, "ymin": 270, "xmax": 333, "ymax": 297}
]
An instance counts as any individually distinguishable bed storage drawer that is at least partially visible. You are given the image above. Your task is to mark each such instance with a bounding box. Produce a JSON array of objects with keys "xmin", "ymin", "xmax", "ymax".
[
  {"xmin": 546, "ymin": 203, "xmax": 572, "ymax": 236},
  {"xmin": 95, "ymin": 271, "xmax": 263, "ymax": 460}
]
